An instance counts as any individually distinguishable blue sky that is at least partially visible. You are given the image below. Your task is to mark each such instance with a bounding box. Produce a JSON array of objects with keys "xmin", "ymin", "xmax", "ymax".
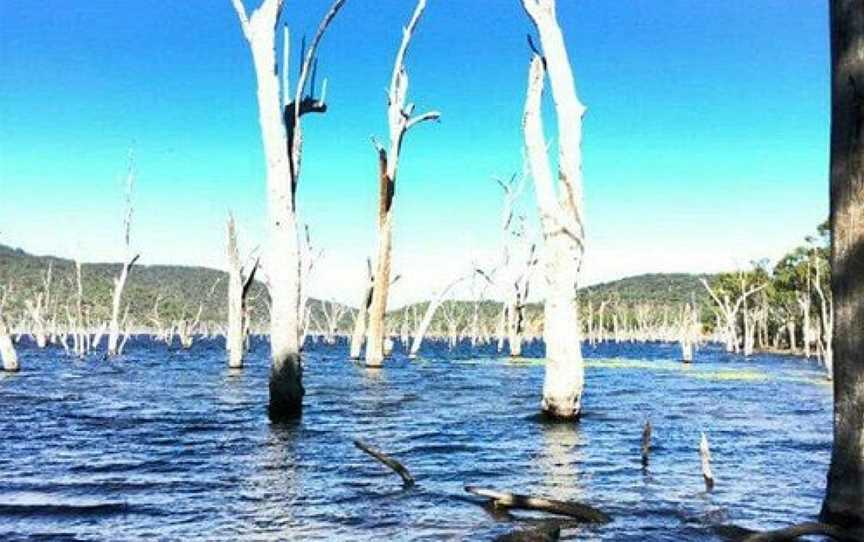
[{"xmin": 0, "ymin": 1, "xmax": 829, "ymax": 304}]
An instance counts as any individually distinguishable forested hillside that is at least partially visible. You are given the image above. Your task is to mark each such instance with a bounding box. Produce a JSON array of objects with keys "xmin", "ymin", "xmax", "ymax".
[{"xmin": 0, "ymin": 244, "xmax": 714, "ymax": 333}]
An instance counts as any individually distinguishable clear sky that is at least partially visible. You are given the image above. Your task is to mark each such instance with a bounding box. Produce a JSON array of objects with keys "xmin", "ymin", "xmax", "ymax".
[{"xmin": 0, "ymin": 1, "xmax": 829, "ymax": 306}]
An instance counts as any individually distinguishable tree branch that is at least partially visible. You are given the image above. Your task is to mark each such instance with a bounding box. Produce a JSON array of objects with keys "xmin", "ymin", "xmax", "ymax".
[{"xmin": 406, "ymin": 110, "xmax": 441, "ymax": 131}]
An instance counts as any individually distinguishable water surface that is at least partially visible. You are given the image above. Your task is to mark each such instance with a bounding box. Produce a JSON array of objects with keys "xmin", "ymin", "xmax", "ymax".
[{"xmin": 0, "ymin": 338, "xmax": 832, "ymax": 540}]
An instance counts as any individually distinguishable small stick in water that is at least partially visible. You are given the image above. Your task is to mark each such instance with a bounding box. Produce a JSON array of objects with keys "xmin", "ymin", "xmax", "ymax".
[
  {"xmin": 353, "ymin": 439, "xmax": 415, "ymax": 487},
  {"xmin": 700, "ymin": 432, "xmax": 714, "ymax": 491},
  {"xmin": 641, "ymin": 420, "xmax": 652, "ymax": 468}
]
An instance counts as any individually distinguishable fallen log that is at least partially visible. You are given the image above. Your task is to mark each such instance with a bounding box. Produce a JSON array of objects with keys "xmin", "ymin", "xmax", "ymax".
[
  {"xmin": 738, "ymin": 522, "xmax": 863, "ymax": 542},
  {"xmin": 353, "ymin": 439, "xmax": 415, "ymax": 487},
  {"xmin": 464, "ymin": 486, "xmax": 611, "ymax": 524}
]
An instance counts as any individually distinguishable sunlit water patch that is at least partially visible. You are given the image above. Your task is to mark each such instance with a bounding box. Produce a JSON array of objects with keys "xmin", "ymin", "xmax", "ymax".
[{"xmin": 0, "ymin": 337, "xmax": 832, "ymax": 540}]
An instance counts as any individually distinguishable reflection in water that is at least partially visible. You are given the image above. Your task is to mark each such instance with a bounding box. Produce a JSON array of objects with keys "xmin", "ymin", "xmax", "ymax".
[
  {"xmin": 361, "ymin": 365, "xmax": 387, "ymax": 384},
  {"xmin": 234, "ymin": 421, "xmax": 302, "ymax": 539},
  {"xmin": 538, "ymin": 421, "xmax": 586, "ymax": 501}
]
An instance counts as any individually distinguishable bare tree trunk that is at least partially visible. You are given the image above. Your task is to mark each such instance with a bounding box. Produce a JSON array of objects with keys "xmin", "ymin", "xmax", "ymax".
[
  {"xmin": 226, "ymin": 214, "xmax": 257, "ymax": 368},
  {"xmin": 365, "ymin": 0, "xmax": 439, "ymax": 367},
  {"xmin": 410, "ymin": 277, "xmax": 465, "ymax": 358},
  {"xmin": 496, "ymin": 305, "xmax": 507, "ymax": 353},
  {"xmin": 787, "ymin": 319, "xmax": 797, "ymax": 352},
  {"xmin": 0, "ymin": 314, "xmax": 18, "ymax": 372},
  {"xmin": 231, "ymin": 0, "xmax": 345, "ymax": 419},
  {"xmin": 108, "ymin": 152, "xmax": 139, "ymax": 356},
  {"xmin": 813, "ymin": 257, "xmax": 834, "ymax": 377},
  {"xmin": 523, "ymin": 0, "xmax": 586, "ymax": 419},
  {"xmin": 821, "ymin": 1, "xmax": 864, "ymax": 526},
  {"xmin": 350, "ymin": 259, "xmax": 374, "ymax": 359},
  {"xmin": 801, "ymin": 288, "xmax": 813, "ymax": 358},
  {"xmin": 73, "ymin": 259, "xmax": 87, "ymax": 357},
  {"xmin": 24, "ymin": 265, "xmax": 52, "ymax": 349}
]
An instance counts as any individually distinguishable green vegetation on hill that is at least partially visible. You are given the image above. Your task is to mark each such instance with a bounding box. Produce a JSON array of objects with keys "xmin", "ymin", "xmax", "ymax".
[{"xmin": 0, "ymin": 243, "xmax": 716, "ymax": 333}]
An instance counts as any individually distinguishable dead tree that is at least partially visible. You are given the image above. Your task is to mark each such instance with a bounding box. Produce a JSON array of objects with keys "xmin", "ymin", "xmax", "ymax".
[
  {"xmin": 679, "ymin": 302, "xmax": 698, "ymax": 362},
  {"xmin": 24, "ymin": 264, "xmax": 52, "ymax": 348},
  {"xmin": 350, "ymin": 258, "xmax": 374, "ymax": 359},
  {"xmin": 177, "ymin": 305, "xmax": 203, "ymax": 349},
  {"xmin": 321, "ymin": 300, "xmax": 346, "ymax": 344},
  {"xmin": 365, "ymin": 0, "xmax": 440, "ymax": 367},
  {"xmin": 410, "ymin": 276, "xmax": 466, "ymax": 358},
  {"xmin": 508, "ymin": 244, "xmax": 537, "ymax": 357},
  {"xmin": 227, "ymin": 213, "xmax": 259, "ymax": 368},
  {"xmin": 230, "ymin": 0, "xmax": 346, "ymax": 420},
  {"xmin": 299, "ymin": 225, "xmax": 323, "ymax": 348},
  {"xmin": 523, "ymin": 0, "xmax": 587, "ymax": 419},
  {"xmin": 812, "ymin": 255, "xmax": 834, "ymax": 377},
  {"xmin": 821, "ymin": 0, "xmax": 864, "ymax": 526},
  {"xmin": 72, "ymin": 259, "xmax": 89, "ymax": 357},
  {"xmin": 440, "ymin": 301, "xmax": 462, "ymax": 349},
  {"xmin": 471, "ymin": 265, "xmax": 499, "ymax": 348},
  {"xmin": 107, "ymin": 152, "xmax": 140, "ymax": 356},
  {"xmin": 0, "ymin": 286, "xmax": 18, "ymax": 372},
  {"xmin": 700, "ymin": 275, "xmax": 766, "ymax": 354}
]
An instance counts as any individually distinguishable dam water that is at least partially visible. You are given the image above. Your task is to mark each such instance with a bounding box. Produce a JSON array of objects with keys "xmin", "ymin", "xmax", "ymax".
[{"xmin": 0, "ymin": 337, "xmax": 831, "ymax": 540}]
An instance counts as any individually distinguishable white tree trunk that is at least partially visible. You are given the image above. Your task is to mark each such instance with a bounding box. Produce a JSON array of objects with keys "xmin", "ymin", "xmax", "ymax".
[
  {"xmin": 365, "ymin": 0, "xmax": 438, "ymax": 367},
  {"xmin": 231, "ymin": 0, "xmax": 345, "ymax": 419},
  {"xmin": 350, "ymin": 261, "xmax": 374, "ymax": 359},
  {"xmin": 0, "ymin": 315, "xmax": 18, "ymax": 372},
  {"xmin": 108, "ymin": 152, "xmax": 137, "ymax": 356},
  {"xmin": 523, "ymin": 0, "xmax": 587, "ymax": 419},
  {"xmin": 410, "ymin": 277, "xmax": 464, "ymax": 358},
  {"xmin": 227, "ymin": 214, "xmax": 245, "ymax": 368}
]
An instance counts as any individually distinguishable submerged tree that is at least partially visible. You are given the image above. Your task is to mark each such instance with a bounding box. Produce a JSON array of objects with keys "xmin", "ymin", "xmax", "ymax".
[
  {"xmin": 821, "ymin": 0, "xmax": 864, "ymax": 527},
  {"xmin": 365, "ymin": 0, "xmax": 440, "ymax": 367},
  {"xmin": 349, "ymin": 258, "xmax": 374, "ymax": 359},
  {"xmin": 522, "ymin": 0, "xmax": 587, "ymax": 419},
  {"xmin": 107, "ymin": 152, "xmax": 139, "ymax": 356},
  {"xmin": 230, "ymin": 0, "xmax": 346, "ymax": 419},
  {"xmin": 226, "ymin": 213, "xmax": 258, "ymax": 369},
  {"xmin": 0, "ymin": 285, "xmax": 18, "ymax": 372}
]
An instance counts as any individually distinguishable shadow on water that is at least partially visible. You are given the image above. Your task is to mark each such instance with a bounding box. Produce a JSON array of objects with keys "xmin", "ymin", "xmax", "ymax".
[{"xmin": 0, "ymin": 337, "xmax": 834, "ymax": 540}]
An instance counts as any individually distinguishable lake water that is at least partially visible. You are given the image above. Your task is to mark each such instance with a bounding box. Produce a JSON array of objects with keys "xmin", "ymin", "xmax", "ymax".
[{"xmin": 0, "ymin": 337, "xmax": 833, "ymax": 540}]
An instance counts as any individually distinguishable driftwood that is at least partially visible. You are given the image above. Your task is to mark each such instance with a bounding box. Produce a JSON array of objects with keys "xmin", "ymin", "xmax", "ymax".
[
  {"xmin": 353, "ymin": 439, "xmax": 415, "ymax": 487},
  {"xmin": 464, "ymin": 486, "xmax": 611, "ymax": 524},
  {"xmin": 730, "ymin": 522, "xmax": 863, "ymax": 542},
  {"xmin": 641, "ymin": 420, "xmax": 652, "ymax": 468}
]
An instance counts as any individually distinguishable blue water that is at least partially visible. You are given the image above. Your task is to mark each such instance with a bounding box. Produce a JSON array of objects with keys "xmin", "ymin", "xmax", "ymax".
[{"xmin": 0, "ymin": 337, "xmax": 833, "ymax": 540}]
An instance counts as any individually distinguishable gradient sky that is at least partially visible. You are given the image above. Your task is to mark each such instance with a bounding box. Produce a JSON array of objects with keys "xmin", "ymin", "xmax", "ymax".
[{"xmin": 0, "ymin": 1, "xmax": 829, "ymax": 305}]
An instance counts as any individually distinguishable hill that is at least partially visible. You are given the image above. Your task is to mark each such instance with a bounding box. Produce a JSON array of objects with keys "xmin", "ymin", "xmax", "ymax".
[{"xmin": 0, "ymin": 244, "xmax": 715, "ymax": 333}]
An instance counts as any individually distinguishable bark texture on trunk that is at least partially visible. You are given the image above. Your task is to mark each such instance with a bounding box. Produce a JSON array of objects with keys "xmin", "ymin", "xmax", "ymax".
[
  {"xmin": 231, "ymin": 0, "xmax": 346, "ymax": 419},
  {"xmin": 523, "ymin": 0, "xmax": 586, "ymax": 420},
  {"xmin": 365, "ymin": 0, "xmax": 439, "ymax": 367},
  {"xmin": 821, "ymin": 0, "xmax": 864, "ymax": 527}
]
